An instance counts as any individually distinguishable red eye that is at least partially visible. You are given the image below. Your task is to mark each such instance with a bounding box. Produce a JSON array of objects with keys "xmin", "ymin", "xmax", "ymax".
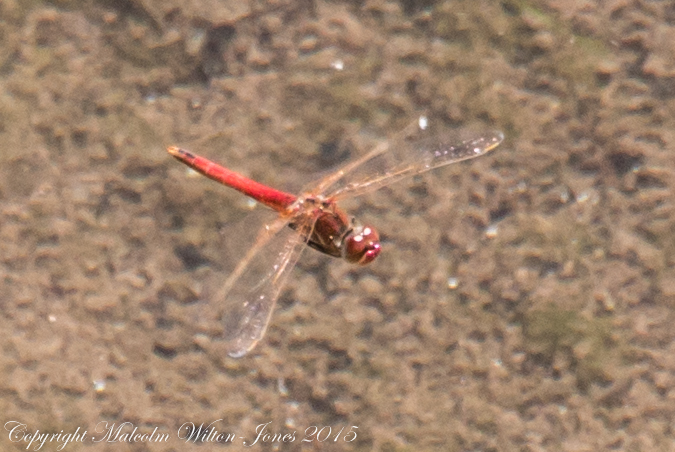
[{"xmin": 343, "ymin": 225, "xmax": 381, "ymax": 265}]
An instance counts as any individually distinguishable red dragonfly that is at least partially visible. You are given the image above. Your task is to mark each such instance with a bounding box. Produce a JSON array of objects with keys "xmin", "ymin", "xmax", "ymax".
[{"xmin": 168, "ymin": 121, "xmax": 503, "ymax": 357}]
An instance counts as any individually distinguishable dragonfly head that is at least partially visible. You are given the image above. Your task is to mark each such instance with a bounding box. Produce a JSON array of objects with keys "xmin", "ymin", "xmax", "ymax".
[{"xmin": 343, "ymin": 224, "xmax": 381, "ymax": 265}]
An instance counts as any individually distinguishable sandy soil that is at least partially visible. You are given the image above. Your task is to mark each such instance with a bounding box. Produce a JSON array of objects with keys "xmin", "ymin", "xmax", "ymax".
[{"xmin": 1, "ymin": 0, "xmax": 675, "ymax": 451}]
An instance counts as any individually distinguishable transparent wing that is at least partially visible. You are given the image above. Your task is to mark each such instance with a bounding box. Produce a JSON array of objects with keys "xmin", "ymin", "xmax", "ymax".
[
  {"xmin": 310, "ymin": 128, "xmax": 503, "ymax": 201},
  {"xmin": 216, "ymin": 214, "xmax": 316, "ymax": 358}
]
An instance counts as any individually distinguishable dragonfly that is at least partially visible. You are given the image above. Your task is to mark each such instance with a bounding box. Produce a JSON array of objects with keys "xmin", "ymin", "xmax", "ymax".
[{"xmin": 168, "ymin": 120, "xmax": 503, "ymax": 358}]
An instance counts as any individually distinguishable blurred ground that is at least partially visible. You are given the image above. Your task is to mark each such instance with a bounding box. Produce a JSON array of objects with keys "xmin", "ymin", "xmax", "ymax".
[{"xmin": 1, "ymin": 0, "xmax": 675, "ymax": 451}]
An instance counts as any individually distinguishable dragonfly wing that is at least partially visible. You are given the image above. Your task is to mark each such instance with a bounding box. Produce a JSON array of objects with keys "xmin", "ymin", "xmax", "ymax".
[
  {"xmin": 216, "ymin": 214, "xmax": 316, "ymax": 358},
  {"xmin": 320, "ymin": 128, "xmax": 503, "ymax": 200}
]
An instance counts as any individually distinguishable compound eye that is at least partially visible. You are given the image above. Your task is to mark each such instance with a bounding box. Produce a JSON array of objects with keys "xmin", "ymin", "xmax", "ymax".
[{"xmin": 343, "ymin": 224, "xmax": 381, "ymax": 265}]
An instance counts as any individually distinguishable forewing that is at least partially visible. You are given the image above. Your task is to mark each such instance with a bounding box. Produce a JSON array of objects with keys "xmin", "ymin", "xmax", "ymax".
[
  {"xmin": 217, "ymin": 215, "xmax": 315, "ymax": 358},
  {"xmin": 318, "ymin": 128, "xmax": 503, "ymax": 200}
]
